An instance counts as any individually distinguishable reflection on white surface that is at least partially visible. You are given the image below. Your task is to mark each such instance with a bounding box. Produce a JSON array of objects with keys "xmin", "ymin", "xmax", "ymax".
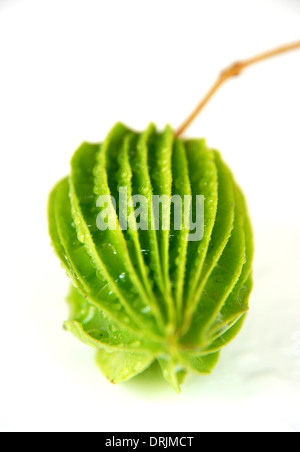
[{"xmin": 0, "ymin": 225, "xmax": 299, "ymax": 432}]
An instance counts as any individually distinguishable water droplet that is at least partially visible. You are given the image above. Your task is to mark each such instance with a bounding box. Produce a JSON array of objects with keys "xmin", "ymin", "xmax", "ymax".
[
  {"xmin": 215, "ymin": 312, "xmax": 224, "ymax": 323},
  {"xmin": 77, "ymin": 232, "xmax": 85, "ymax": 243},
  {"xmin": 79, "ymin": 306, "xmax": 97, "ymax": 325},
  {"xmin": 175, "ymin": 256, "xmax": 181, "ymax": 266},
  {"xmin": 163, "ymin": 369, "xmax": 169, "ymax": 379},
  {"xmin": 100, "ymin": 242, "xmax": 117, "ymax": 257},
  {"xmin": 175, "ymin": 178, "xmax": 184, "ymax": 190},
  {"xmin": 134, "ymin": 361, "xmax": 142, "ymax": 372},
  {"xmin": 96, "ymin": 270, "xmax": 105, "ymax": 281},
  {"xmin": 132, "ymin": 341, "xmax": 141, "ymax": 348},
  {"xmin": 93, "ymin": 167, "xmax": 100, "ymax": 176},
  {"xmin": 110, "ymin": 325, "xmax": 117, "ymax": 333}
]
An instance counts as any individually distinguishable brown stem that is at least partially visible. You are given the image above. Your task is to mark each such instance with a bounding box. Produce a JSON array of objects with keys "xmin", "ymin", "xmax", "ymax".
[{"xmin": 175, "ymin": 40, "xmax": 300, "ymax": 137}]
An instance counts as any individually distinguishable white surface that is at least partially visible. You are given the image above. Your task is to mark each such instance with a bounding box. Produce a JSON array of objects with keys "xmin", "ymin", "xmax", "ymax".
[{"xmin": 0, "ymin": 0, "xmax": 299, "ymax": 433}]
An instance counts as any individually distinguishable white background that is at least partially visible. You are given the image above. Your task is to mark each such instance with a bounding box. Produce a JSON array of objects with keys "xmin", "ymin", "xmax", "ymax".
[{"xmin": 0, "ymin": 0, "xmax": 300, "ymax": 433}]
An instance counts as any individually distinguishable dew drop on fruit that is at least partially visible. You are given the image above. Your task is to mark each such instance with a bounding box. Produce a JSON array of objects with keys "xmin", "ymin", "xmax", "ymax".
[
  {"xmin": 141, "ymin": 306, "xmax": 151, "ymax": 315},
  {"xmin": 132, "ymin": 341, "xmax": 141, "ymax": 348},
  {"xmin": 77, "ymin": 232, "xmax": 85, "ymax": 243},
  {"xmin": 120, "ymin": 369, "xmax": 129, "ymax": 377},
  {"xmin": 134, "ymin": 361, "xmax": 142, "ymax": 372}
]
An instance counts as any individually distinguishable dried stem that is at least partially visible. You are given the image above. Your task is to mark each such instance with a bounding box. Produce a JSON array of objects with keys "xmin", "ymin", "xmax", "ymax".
[{"xmin": 175, "ymin": 40, "xmax": 300, "ymax": 137}]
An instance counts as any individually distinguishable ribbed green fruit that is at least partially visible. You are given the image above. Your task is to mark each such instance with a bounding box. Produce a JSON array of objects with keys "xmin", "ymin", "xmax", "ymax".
[{"xmin": 48, "ymin": 123, "xmax": 254, "ymax": 392}]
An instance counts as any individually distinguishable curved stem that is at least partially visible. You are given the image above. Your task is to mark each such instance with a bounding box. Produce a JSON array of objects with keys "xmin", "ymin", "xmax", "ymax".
[{"xmin": 176, "ymin": 40, "xmax": 300, "ymax": 137}]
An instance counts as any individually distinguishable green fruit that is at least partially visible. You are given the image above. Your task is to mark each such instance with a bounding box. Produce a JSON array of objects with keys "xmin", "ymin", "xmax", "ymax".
[{"xmin": 48, "ymin": 123, "xmax": 254, "ymax": 392}]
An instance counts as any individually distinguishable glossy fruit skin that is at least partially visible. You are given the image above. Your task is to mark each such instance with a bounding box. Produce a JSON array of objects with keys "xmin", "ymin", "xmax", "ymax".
[{"xmin": 48, "ymin": 123, "xmax": 254, "ymax": 392}]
